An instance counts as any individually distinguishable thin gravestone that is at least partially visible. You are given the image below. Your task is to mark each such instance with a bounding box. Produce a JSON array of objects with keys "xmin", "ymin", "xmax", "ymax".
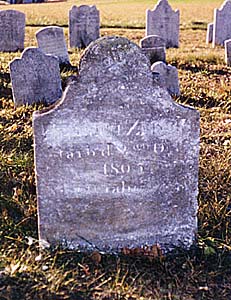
[
  {"xmin": 9, "ymin": 47, "xmax": 62, "ymax": 107},
  {"xmin": 0, "ymin": 10, "xmax": 25, "ymax": 52},
  {"xmin": 151, "ymin": 61, "xmax": 180, "ymax": 96},
  {"xmin": 206, "ymin": 23, "xmax": 213, "ymax": 44},
  {"xmin": 36, "ymin": 26, "xmax": 70, "ymax": 65},
  {"xmin": 69, "ymin": 5, "xmax": 100, "ymax": 48},
  {"xmin": 225, "ymin": 39, "xmax": 231, "ymax": 66},
  {"xmin": 140, "ymin": 35, "xmax": 166, "ymax": 64},
  {"xmin": 33, "ymin": 36, "xmax": 200, "ymax": 252},
  {"xmin": 213, "ymin": 0, "xmax": 231, "ymax": 47},
  {"xmin": 146, "ymin": 0, "xmax": 179, "ymax": 48}
]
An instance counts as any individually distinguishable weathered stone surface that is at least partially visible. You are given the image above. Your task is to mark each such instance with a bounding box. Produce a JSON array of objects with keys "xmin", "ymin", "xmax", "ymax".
[
  {"xmin": 140, "ymin": 35, "xmax": 166, "ymax": 48},
  {"xmin": 146, "ymin": 0, "xmax": 179, "ymax": 48},
  {"xmin": 213, "ymin": 0, "xmax": 231, "ymax": 47},
  {"xmin": 33, "ymin": 36, "xmax": 200, "ymax": 252},
  {"xmin": 0, "ymin": 10, "xmax": 25, "ymax": 52},
  {"xmin": 151, "ymin": 61, "xmax": 180, "ymax": 96},
  {"xmin": 225, "ymin": 39, "xmax": 231, "ymax": 66},
  {"xmin": 36, "ymin": 26, "xmax": 70, "ymax": 64},
  {"xmin": 140, "ymin": 35, "xmax": 166, "ymax": 64},
  {"xmin": 69, "ymin": 5, "xmax": 100, "ymax": 48},
  {"xmin": 206, "ymin": 23, "xmax": 213, "ymax": 44},
  {"xmin": 10, "ymin": 47, "xmax": 62, "ymax": 107}
]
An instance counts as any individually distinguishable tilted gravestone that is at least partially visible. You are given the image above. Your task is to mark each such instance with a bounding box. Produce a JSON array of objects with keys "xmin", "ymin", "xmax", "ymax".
[
  {"xmin": 206, "ymin": 23, "xmax": 214, "ymax": 44},
  {"xmin": 140, "ymin": 35, "xmax": 166, "ymax": 64},
  {"xmin": 151, "ymin": 61, "xmax": 180, "ymax": 96},
  {"xmin": 225, "ymin": 39, "xmax": 231, "ymax": 66},
  {"xmin": 69, "ymin": 5, "xmax": 100, "ymax": 48},
  {"xmin": 213, "ymin": 0, "xmax": 231, "ymax": 47},
  {"xmin": 36, "ymin": 26, "xmax": 70, "ymax": 65},
  {"xmin": 146, "ymin": 0, "xmax": 179, "ymax": 48},
  {"xmin": 9, "ymin": 47, "xmax": 62, "ymax": 107},
  {"xmin": 33, "ymin": 36, "xmax": 200, "ymax": 252},
  {"xmin": 0, "ymin": 10, "xmax": 25, "ymax": 52}
]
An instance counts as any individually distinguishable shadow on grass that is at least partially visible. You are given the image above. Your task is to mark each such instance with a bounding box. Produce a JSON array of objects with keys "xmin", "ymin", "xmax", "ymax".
[{"xmin": 0, "ymin": 72, "xmax": 12, "ymax": 100}]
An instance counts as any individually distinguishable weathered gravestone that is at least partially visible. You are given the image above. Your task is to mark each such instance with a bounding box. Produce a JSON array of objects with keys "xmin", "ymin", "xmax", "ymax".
[
  {"xmin": 140, "ymin": 35, "xmax": 166, "ymax": 64},
  {"xmin": 36, "ymin": 26, "xmax": 70, "ymax": 65},
  {"xmin": 206, "ymin": 23, "xmax": 214, "ymax": 44},
  {"xmin": 146, "ymin": 0, "xmax": 179, "ymax": 48},
  {"xmin": 151, "ymin": 61, "xmax": 180, "ymax": 96},
  {"xmin": 0, "ymin": 10, "xmax": 25, "ymax": 52},
  {"xmin": 33, "ymin": 36, "xmax": 200, "ymax": 252},
  {"xmin": 225, "ymin": 39, "xmax": 231, "ymax": 66},
  {"xmin": 10, "ymin": 47, "xmax": 62, "ymax": 107},
  {"xmin": 213, "ymin": 0, "xmax": 231, "ymax": 47},
  {"xmin": 69, "ymin": 5, "xmax": 100, "ymax": 48}
]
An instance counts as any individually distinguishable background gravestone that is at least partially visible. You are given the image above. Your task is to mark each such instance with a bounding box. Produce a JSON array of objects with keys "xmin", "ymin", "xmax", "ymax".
[
  {"xmin": 10, "ymin": 47, "xmax": 62, "ymax": 107},
  {"xmin": 0, "ymin": 10, "xmax": 25, "ymax": 52},
  {"xmin": 36, "ymin": 26, "xmax": 70, "ymax": 65},
  {"xmin": 69, "ymin": 5, "xmax": 100, "ymax": 48},
  {"xmin": 213, "ymin": 0, "xmax": 231, "ymax": 47},
  {"xmin": 206, "ymin": 23, "xmax": 214, "ymax": 44},
  {"xmin": 140, "ymin": 35, "xmax": 166, "ymax": 64},
  {"xmin": 225, "ymin": 39, "xmax": 231, "ymax": 66},
  {"xmin": 151, "ymin": 61, "xmax": 180, "ymax": 96},
  {"xmin": 33, "ymin": 36, "xmax": 200, "ymax": 252},
  {"xmin": 146, "ymin": 0, "xmax": 179, "ymax": 48}
]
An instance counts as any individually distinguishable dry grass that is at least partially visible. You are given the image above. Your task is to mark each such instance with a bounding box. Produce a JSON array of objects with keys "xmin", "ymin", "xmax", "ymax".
[{"xmin": 0, "ymin": 0, "xmax": 231, "ymax": 299}]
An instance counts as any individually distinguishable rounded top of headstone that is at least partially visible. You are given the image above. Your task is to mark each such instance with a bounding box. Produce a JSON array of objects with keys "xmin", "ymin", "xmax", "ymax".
[
  {"xmin": 140, "ymin": 35, "xmax": 166, "ymax": 48},
  {"xmin": 36, "ymin": 26, "xmax": 64, "ymax": 39},
  {"xmin": 79, "ymin": 36, "xmax": 152, "ymax": 84},
  {"xmin": 0, "ymin": 9, "xmax": 25, "ymax": 18}
]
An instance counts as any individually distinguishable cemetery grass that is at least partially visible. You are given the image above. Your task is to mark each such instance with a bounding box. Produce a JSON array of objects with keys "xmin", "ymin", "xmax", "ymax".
[{"xmin": 1, "ymin": 21, "xmax": 231, "ymax": 300}]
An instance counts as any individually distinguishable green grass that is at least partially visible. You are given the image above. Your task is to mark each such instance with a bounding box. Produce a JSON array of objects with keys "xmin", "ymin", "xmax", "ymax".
[{"xmin": 1, "ymin": 1, "xmax": 231, "ymax": 299}]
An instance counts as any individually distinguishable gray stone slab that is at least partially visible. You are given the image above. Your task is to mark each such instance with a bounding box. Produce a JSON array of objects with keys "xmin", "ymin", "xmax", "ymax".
[
  {"xmin": 213, "ymin": 0, "xmax": 231, "ymax": 47},
  {"xmin": 9, "ymin": 47, "xmax": 62, "ymax": 107},
  {"xmin": 140, "ymin": 35, "xmax": 166, "ymax": 64},
  {"xmin": 0, "ymin": 10, "xmax": 25, "ymax": 52},
  {"xmin": 36, "ymin": 26, "xmax": 70, "ymax": 65},
  {"xmin": 140, "ymin": 35, "xmax": 166, "ymax": 48},
  {"xmin": 151, "ymin": 61, "xmax": 180, "ymax": 96},
  {"xmin": 33, "ymin": 36, "xmax": 200, "ymax": 252},
  {"xmin": 146, "ymin": 0, "xmax": 179, "ymax": 48},
  {"xmin": 206, "ymin": 23, "xmax": 213, "ymax": 44},
  {"xmin": 225, "ymin": 39, "xmax": 231, "ymax": 66},
  {"xmin": 69, "ymin": 5, "xmax": 100, "ymax": 48}
]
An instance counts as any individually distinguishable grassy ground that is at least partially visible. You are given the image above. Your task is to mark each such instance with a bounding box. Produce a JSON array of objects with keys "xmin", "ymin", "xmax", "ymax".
[{"xmin": 1, "ymin": 0, "xmax": 231, "ymax": 299}]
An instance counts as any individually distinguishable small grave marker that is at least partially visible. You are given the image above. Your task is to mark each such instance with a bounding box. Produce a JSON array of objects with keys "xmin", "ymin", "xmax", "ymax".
[
  {"xmin": 146, "ymin": 0, "xmax": 179, "ymax": 48},
  {"xmin": 0, "ymin": 10, "xmax": 25, "ymax": 52},
  {"xmin": 69, "ymin": 5, "xmax": 100, "ymax": 48},
  {"xmin": 206, "ymin": 23, "xmax": 214, "ymax": 44},
  {"xmin": 10, "ymin": 47, "xmax": 62, "ymax": 107},
  {"xmin": 36, "ymin": 26, "xmax": 70, "ymax": 65},
  {"xmin": 140, "ymin": 35, "xmax": 166, "ymax": 64},
  {"xmin": 225, "ymin": 39, "xmax": 231, "ymax": 66},
  {"xmin": 213, "ymin": 0, "xmax": 231, "ymax": 47},
  {"xmin": 33, "ymin": 36, "xmax": 200, "ymax": 252},
  {"xmin": 151, "ymin": 61, "xmax": 180, "ymax": 96}
]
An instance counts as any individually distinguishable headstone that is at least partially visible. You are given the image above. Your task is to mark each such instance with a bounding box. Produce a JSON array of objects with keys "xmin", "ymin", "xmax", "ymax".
[
  {"xmin": 206, "ymin": 23, "xmax": 213, "ymax": 44},
  {"xmin": 9, "ymin": 47, "xmax": 62, "ymax": 107},
  {"xmin": 213, "ymin": 0, "xmax": 231, "ymax": 47},
  {"xmin": 225, "ymin": 39, "xmax": 231, "ymax": 66},
  {"xmin": 140, "ymin": 35, "xmax": 166, "ymax": 64},
  {"xmin": 33, "ymin": 36, "xmax": 200, "ymax": 252},
  {"xmin": 0, "ymin": 10, "xmax": 25, "ymax": 52},
  {"xmin": 69, "ymin": 5, "xmax": 100, "ymax": 48},
  {"xmin": 36, "ymin": 26, "xmax": 70, "ymax": 65},
  {"xmin": 146, "ymin": 0, "xmax": 179, "ymax": 48},
  {"xmin": 151, "ymin": 61, "xmax": 180, "ymax": 96}
]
